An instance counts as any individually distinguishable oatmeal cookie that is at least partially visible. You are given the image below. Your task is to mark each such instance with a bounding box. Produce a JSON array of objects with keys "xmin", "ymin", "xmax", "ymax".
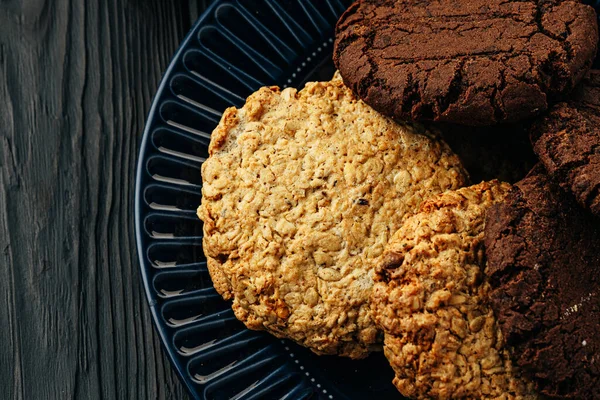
[
  {"xmin": 372, "ymin": 181, "xmax": 538, "ymax": 398},
  {"xmin": 197, "ymin": 78, "xmax": 468, "ymax": 358}
]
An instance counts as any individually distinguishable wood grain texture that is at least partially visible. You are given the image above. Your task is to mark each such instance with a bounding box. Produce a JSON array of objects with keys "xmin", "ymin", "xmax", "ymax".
[{"xmin": 0, "ymin": 1, "xmax": 211, "ymax": 398}]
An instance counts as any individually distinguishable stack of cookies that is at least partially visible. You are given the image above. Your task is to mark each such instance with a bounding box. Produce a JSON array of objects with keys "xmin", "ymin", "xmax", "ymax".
[{"xmin": 198, "ymin": 1, "xmax": 600, "ymax": 398}]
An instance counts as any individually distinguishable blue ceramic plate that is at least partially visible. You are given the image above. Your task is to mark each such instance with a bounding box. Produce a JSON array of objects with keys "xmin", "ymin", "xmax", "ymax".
[
  {"xmin": 135, "ymin": 1, "xmax": 600, "ymax": 399},
  {"xmin": 134, "ymin": 1, "xmax": 398, "ymax": 399}
]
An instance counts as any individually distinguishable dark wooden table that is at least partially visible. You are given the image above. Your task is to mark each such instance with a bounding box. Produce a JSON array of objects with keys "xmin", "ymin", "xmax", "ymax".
[{"xmin": 0, "ymin": 1, "xmax": 215, "ymax": 398}]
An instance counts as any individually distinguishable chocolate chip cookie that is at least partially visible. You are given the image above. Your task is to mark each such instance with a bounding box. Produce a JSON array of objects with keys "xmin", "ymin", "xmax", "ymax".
[
  {"xmin": 334, "ymin": 0, "xmax": 598, "ymax": 126},
  {"xmin": 531, "ymin": 70, "xmax": 600, "ymax": 217},
  {"xmin": 485, "ymin": 165, "xmax": 600, "ymax": 399},
  {"xmin": 198, "ymin": 78, "xmax": 468, "ymax": 358},
  {"xmin": 372, "ymin": 181, "xmax": 538, "ymax": 399}
]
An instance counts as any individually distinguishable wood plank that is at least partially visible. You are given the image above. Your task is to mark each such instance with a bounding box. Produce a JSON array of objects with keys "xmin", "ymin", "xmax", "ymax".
[{"xmin": 0, "ymin": 1, "xmax": 212, "ymax": 398}]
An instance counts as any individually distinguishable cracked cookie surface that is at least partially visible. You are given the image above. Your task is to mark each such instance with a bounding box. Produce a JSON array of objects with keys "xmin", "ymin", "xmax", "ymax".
[
  {"xmin": 372, "ymin": 181, "xmax": 538, "ymax": 399},
  {"xmin": 485, "ymin": 165, "xmax": 600, "ymax": 399},
  {"xmin": 531, "ymin": 70, "xmax": 600, "ymax": 217},
  {"xmin": 197, "ymin": 78, "xmax": 468, "ymax": 358},
  {"xmin": 334, "ymin": 0, "xmax": 598, "ymax": 126}
]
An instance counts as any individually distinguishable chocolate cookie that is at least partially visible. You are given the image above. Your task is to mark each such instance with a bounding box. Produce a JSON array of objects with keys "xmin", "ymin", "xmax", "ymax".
[
  {"xmin": 531, "ymin": 70, "xmax": 600, "ymax": 217},
  {"xmin": 437, "ymin": 122, "xmax": 537, "ymax": 183},
  {"xmin": 485, "ymin": 165, "xmax": 600, "ymax": 399},
  {"xmin": 334, "ymin": 0, "xmax": 598, "ymax": 126}
]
